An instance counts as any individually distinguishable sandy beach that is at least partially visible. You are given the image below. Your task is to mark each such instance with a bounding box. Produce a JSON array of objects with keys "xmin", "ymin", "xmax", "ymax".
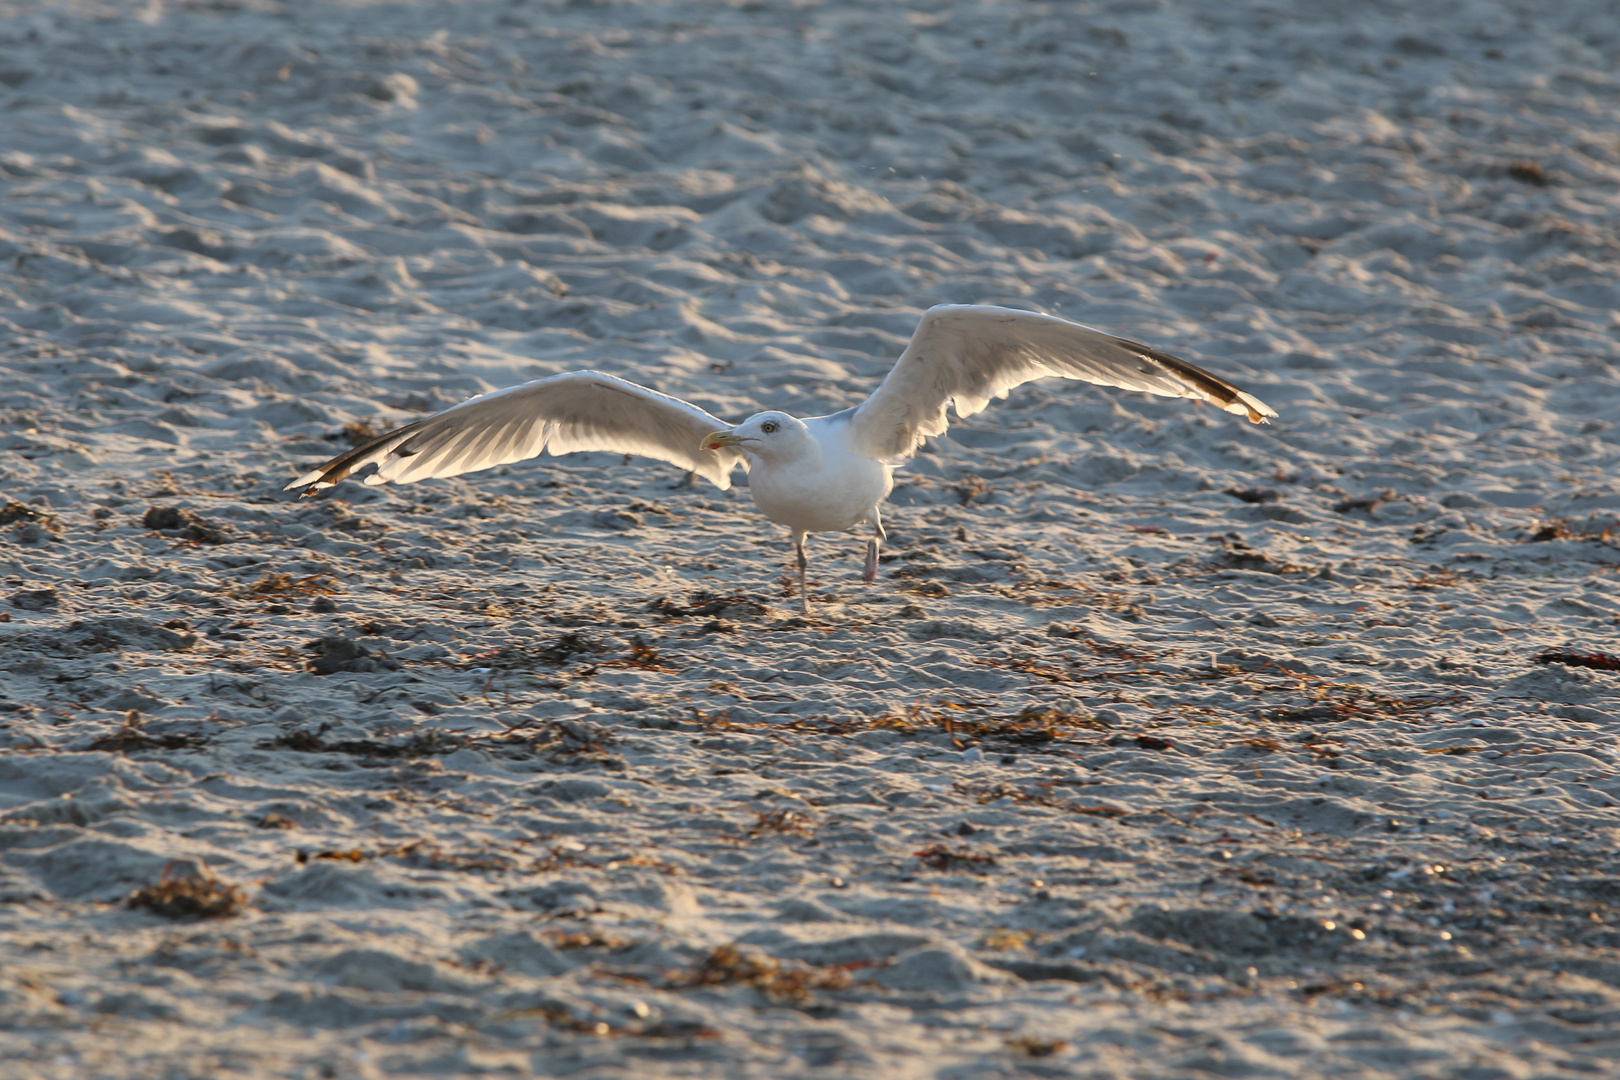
[{"xmin": 2, "ymin": 0, "xmax": 1620, "ymax": 1076}]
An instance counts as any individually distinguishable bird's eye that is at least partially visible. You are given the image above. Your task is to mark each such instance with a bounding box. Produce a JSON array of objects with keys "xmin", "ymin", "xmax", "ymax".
[{"xmin": 761, "ymin": 421, "xmax": 778, "ymax": 434}]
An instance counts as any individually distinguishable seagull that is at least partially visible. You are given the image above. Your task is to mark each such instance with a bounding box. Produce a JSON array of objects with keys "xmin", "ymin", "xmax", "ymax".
[{"xmin": 286, "ymin": 304, "xmax": 1276, "ymax": 613}]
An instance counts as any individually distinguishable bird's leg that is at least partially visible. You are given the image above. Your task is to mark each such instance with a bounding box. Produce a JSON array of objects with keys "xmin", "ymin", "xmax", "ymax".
[
  {"xmin": 794, "ymin": 530, "xmax": 810, "ymax": 616},
  {"xmin": 863, "ymin": 508, "xmax": 887, "ymax": 584}
]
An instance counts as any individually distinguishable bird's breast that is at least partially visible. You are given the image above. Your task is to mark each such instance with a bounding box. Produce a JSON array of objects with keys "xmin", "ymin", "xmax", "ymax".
[{"xmin": 747, "ymin": 452, "xmax": 891, "ymax": 533}]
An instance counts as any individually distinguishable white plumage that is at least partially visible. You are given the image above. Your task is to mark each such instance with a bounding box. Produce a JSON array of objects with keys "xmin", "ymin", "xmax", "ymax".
[
  {"xmin": 849, "ymin": 305, "xmax": 1274, "ymax": 462},
  {"xmin": 286, "ymin": 371, "xmax": 747, "ymax": 492},
  {"xmin": 286, "ymin": 304, "xmax": 1277, "ymax": 613}
]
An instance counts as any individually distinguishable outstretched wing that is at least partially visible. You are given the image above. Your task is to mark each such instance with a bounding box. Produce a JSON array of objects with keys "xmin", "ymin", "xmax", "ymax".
[
  {"xmin": 848, "ymin": 305, "xmax": 1277, "ymax": 463},
  {"xmin": 284, "ymin": 370, "xmax": 746, "ymax": 493}
]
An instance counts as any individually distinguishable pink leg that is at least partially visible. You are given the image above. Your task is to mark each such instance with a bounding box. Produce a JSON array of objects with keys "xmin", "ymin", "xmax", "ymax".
[
  {"xmin": 795, "ymin": 531, "xmax": 810, "ymax": 615},
  {"xmin": 862, "ymin": 509, "xmax": 886, "ymax": 584}
]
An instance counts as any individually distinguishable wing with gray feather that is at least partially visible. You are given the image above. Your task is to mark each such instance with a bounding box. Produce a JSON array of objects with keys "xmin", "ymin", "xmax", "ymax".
[
  {"xmin": 283, "ymin": 370, "xmax": 746, "ymax": 493},
  {"xmin": 849, "ymin": 305, "xmax": 1277, "ymax": 463}
]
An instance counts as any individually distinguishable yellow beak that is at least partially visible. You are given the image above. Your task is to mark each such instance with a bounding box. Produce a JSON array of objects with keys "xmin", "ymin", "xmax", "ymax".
[{"xmin": 702, "ymin": 430, "xmax": 743, "ymax": 451}]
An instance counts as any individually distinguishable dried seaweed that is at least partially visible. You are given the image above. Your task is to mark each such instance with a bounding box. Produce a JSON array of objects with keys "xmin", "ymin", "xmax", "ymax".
[
  {"xmin": 245, "ymin": 572, "xmax": 340, "ymax": 597},
  {"xmin": 299, "ymin": 848, "xmax": 365, "ymax": 864},
  {"xmin": 88, "ymin": 711, "xmax": 208, "ymax": 753},
  {"xmin": 1534, "ymin": 648, "xmax": 1620, "ymax": 672},
  {"xmin": 499, "ymin": 1003, "xmax": 620, "ymax": 1036},
  {"xmin": 1004, "ymin": 578, "xmax": 1144, "ymax": 611},
  {"xmin": 1523, "ymin": 517, "xmax": 1617, "ymax": 545},
  {"xmin": 746, "ymin": 807, "xmax": 816, "ymax": 839},
  {"xmin": 1527, "ymin": 520, "xmax": 1577, "ymax": 543},
  {"xmin": 913, "ymin": 843, "xmax": 998, "ymax": 871},
  {"xmin": 1006, "ymin": 1036, "xmax": 1070, "ymax": 1057},
  {"xmin": 648, "ymin": 590, "xmax": 771, "ymax": 621},
  {"xmin": 775, "ymin": 698, "xmax": 1104, "ymax": 749},
  {"xmin": 294, "ymin": 840, "xmax": 515, "ymax": 873},
  {"xmin": 128, "ymin": 863, "xmax": 250, "ymax": 920},
  {"xmin": 951, "ymin": 472, "xmax": 992, "ymax": 505},
  {"xmin": 944, "ymin": 701, "xmax": 1112, "ymax": 747},
  {"xmin": 262, "ymin": 726, "xmax": 467, "ymax": 758},
  {"xmin": 1203, "ymin": 536, "xmax": 1303, "ymax": 574},
  {"xmin": 256, "ymin": 813, "xmax": 299, "ymax": 830},
  {"xmin": 1254, "ymin": 667, "xmax": 1468, "ymax": 722},
  {"xmin": 1507, "ymin": 159, "xmax": 1549, "ymax": 185},
  {"xmin": 142, "ymin": 505, "xmax": 230, "ymax": 544},
  {"xmin": 532, "ymin": 630, "xmax": 608, "ymax": 666},
  {"xmin": 2, "ymin": 501, "xmax": 63, "ymax": 544},
  {"xmin": 665, "ymin": 943, "xmax": 853, "ymax": 1003},
  {"xmin": 472, "ymin": 718, "xmax": 624, "ymax": 768},
  {"xmin": 465, "ymin": 630, "xmax": 606, "ymax": 672},
  {"xmin": 8, "ymin": 587, "xmax": 59, "ymax": 611},
  {"xmin": 1406, "ymin": 570, "xmax": 1465, "ymax": 591},
  {"xmin": 337, "ymin": 420, "xmax": 387, "ymax": 446},
  {"xmin": 384, "ymin": 839, "xmax": 517, "ymax": 873},
  {"xmin": 304, "ymin": 635, "xmax": 402, "ymax": 675},
  {"xmin": 1332, "ymin": 489, "xmax": 1396, "ymax": 514},
  {"xmin": 0, "ymin": 501, "xmax": 45, "ymax": 526},
  {"xmin": 544, "ymin": 928, "xmax": 630, "ymax": 951},
  {"xmin": 981, "ymin": 929, "xmax": 1037, "ymax": 952},
  {"xmin": 1224, "ymin": 486, "xmax": 1280, "ymax": 504},
  {"xmin": 604, "ymin": 636, "xmax": 676, "ymax": 672},
  {"xmin": 955, "ymin": 780, "xmax": 1130, "ymax": 819}
]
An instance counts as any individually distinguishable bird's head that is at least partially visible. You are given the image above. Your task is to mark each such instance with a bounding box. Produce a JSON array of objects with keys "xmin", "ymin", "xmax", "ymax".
[{"xmin": 702, "ymin": 411, "xmax": 809, "ymax": 463}]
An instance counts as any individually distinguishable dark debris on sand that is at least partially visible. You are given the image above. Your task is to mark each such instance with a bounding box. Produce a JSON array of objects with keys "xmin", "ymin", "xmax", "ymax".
[
  {"xmin": 1535, "ymin": 648, "xmax": 1620, "ymax": 672},
  {"xmin": 128, "ymin": 864, "xmax": 250, "ymax": 920}
]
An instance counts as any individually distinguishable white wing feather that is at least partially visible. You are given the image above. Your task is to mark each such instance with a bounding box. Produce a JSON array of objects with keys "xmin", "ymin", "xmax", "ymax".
[
  {"xmin": 849, "ymin": 305, "xmax": 1277, "ymax": 463},
  {"xmin": 284, "ymin": 370, "xmax": 746, "ymax": 493}
]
